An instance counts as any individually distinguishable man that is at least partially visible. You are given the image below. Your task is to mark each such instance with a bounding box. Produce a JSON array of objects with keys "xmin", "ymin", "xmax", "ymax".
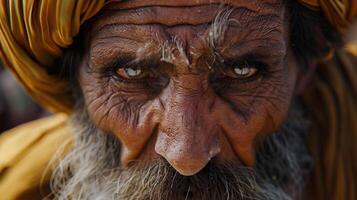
[{"xmin": 0, "ymin": 0, "xmax": 356, "ymax": 199}]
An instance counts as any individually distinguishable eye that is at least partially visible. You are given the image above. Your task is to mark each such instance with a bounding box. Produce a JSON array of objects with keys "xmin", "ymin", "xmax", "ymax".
[
  {"xmin": 116, "ymin": 67, "xmax": 148, "ymax": 80},
  {"xmin": 223, "ymin": 61, "xmax": 259, "ymax": 79},
  {"xmin": 233, "ymin": 66, "xmax": 257, "ymax": 78}
]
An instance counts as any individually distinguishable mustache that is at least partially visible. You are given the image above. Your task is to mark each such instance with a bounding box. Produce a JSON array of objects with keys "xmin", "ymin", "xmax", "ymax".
[
  {"xmin": 107, "ymin": 157, "xmax": 260, "ymax": 200},
  {"xmin": 50, "ymin": 100, "xmax": 312, "ymax": 200}
]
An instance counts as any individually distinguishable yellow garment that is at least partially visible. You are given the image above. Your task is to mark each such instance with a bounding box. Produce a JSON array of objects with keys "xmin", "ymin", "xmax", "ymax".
[
  {"xmin": 0, "ymin": 114, "xmax": 72, "ymax": 200},
  {"xmin": 346, "ymin": 41, "xmax": 357, "ymax": 56},
  {"xmin": 0, "ymin": 0, "xmax": 356, "ymax": 113}
]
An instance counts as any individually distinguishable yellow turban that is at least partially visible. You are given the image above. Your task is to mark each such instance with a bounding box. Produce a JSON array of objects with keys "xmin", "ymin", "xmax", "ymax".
[
  {"xmin": 0, "ymin": 0, "xmax": 356, "ymax": 113},
  {"xmin": 0, "ymin": 0, "xmax": 107, "ymax": 113}
]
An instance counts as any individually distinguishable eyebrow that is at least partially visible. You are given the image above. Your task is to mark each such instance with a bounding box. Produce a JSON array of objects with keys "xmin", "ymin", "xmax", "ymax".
[
  {"xmin": 98, "ymin": 53, "xmax": 164, "ymax": 73},
  {"xmin": 92, "ymin": 33, "xmax": 286, "ymax": 71}
]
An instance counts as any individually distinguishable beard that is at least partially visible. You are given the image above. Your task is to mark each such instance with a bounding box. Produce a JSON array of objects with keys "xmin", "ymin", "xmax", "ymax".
[{"xmin": 50, "ymin": 100, "xmax": 312, "ymax": 200}]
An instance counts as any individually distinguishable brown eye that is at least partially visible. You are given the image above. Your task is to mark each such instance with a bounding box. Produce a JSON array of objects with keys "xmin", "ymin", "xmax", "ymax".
[{"xmin": 116, "ymin": 67, "xmax": 147, "ymax": 79}]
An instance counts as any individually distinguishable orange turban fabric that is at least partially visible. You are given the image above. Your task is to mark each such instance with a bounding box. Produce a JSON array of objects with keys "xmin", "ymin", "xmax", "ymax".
[
  {"xmin": 0, "ymin": 0, "xmax": 356, "ymax": 113},
  {"xmin": 0, "ymin": 0, "xmax": 107, "ymax": 113}
]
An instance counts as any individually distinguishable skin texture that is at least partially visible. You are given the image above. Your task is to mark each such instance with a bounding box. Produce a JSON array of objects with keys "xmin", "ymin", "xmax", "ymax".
[
  {"xmin": 78, "ymin": 0, "xmax": 299, "ymax": 176},
  {"xmin": 51, "ymin": 100, "xmax": 310, "ymax": 199}
]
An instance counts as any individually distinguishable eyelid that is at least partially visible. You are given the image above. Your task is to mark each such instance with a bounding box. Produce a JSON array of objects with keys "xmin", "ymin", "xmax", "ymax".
[
  {"xmin": 224, "ymin": 53, "xmax": 268, "ymax": 67},
  {"xmin": 209, "ymin": 55, "xmax": 271, "ymax": 83},
  {"xmin": 99, "ymin": 56, "xmax": 135, "ymax": 73},
  {"xmin": 99, "ymin": 56, "xmax": 158, "ymax": 76}
]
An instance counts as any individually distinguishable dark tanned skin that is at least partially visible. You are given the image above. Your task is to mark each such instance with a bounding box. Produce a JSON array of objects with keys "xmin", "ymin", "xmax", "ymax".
[{"xmin": 78, "ymin": 0, "xmax": 299, "ymax": 176}]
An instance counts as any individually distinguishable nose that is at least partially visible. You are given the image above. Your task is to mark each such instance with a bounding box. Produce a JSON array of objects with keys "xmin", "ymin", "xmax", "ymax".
[{"xmin": 155, "ymin": 81, "xmax": 221, "ymax": 176}]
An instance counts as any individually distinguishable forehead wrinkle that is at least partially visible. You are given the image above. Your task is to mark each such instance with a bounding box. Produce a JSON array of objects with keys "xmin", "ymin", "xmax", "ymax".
[
  {"xmin": 88, "ymin": 2, "xmax": 285, "ymax": 51},
  {"xmin": 113, "ymin": 0, "xmax": 283, "ymax": 11},
  {"xmin": 92, "ymin": 0, "xmax": 284, "ymax": 33},
  {"xmin": 202, "ymin": 4, "xmax": 284, "ymax": 61},
  {"xmin": 235, "ymin": 14, "xmax": 284, "ymax": 41},
  {"xmin": 90, "ymin": 24, "xmax": 154, "ymax": 45},
  {"xmin": 88, "ymin": 1, "xmax": 286, "ymax": 71},
  {"xmin": 98, "ymin": 5, "xmax": 218, "ymax": 26}
]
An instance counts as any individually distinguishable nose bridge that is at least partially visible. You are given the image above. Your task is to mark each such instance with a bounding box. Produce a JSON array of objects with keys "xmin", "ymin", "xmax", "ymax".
[
  {"xmin": 166, "ymin": 74, "xmax": 211, "ymax": 131},
  {"xmin": 165, "ymin": 75, "xmax": 213, "ymax": 136},
  {"xmin": 167, "ymin": 91, "xmax": 204, "ymax": 135},
  {"xmin": 155, "ymin": 79, "xmax": 221, "ymax": 176}
]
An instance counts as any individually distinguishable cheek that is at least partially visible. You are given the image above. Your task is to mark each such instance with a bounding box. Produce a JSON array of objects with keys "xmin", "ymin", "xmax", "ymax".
[
  {"xmin": 215, "ymin": 62, "xmax": 298, "ymax": 165},
  {"xmin": 228, "ymin": 79, "xmax": 294, "ymax": 131},
  {"xmin": 79, "ymin": 65, "xmax": 163, "ymax": 165}
]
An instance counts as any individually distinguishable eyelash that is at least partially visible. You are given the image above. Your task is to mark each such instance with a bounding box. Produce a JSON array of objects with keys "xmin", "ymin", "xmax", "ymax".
[
  {"xmin": 98, "ymin": 59, "xmax": 143, "ymax": 82},
  {"xmin": 111, "ymin": 67, "xmax": 150, "ymax": 84}
]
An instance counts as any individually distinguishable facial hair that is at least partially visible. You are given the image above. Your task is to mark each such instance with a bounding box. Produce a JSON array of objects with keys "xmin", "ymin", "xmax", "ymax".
[{"xmin": 49, "ymin": 100, "xmax": 312, "ymax": 200}]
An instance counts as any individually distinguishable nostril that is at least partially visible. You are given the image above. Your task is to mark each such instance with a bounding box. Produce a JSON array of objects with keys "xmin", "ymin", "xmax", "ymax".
[
  {"xmin": 155, "ymin": 120, "xmax": 222, "ymax": 175},
  {"xmin": 154, "ymin": 130, "xmax": 222, "ymax": 176}
]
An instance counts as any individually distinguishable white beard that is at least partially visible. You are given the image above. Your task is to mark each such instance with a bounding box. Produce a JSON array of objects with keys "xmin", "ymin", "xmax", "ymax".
[{"xmin": 49, "ymin": 102, "xmax": 311, "ymax": 200}]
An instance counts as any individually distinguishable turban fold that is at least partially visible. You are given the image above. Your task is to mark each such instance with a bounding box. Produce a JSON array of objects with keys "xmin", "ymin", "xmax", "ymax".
[
  {"xmin": 0, "ymin": 0, "xmax": 356, "ymax": 113},
  {"xmin": 0, "ymin": 0, "xmax": 106, "ymax": 113}
]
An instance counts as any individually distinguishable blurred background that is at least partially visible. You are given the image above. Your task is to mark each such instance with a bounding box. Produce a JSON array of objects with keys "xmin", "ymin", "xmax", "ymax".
[{"xmin": 0, "ymin": 62, "xmax": 46, "ymax": 133}]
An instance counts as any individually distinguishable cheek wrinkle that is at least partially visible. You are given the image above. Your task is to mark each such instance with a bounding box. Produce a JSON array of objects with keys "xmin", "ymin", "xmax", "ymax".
[{"xmin": 159, "ymin": 97, "xmax": 166, "ymax": 110}]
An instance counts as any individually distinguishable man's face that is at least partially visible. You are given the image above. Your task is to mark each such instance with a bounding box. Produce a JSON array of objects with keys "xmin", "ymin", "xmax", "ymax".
[
  {"xmin": 60, "ymin": 0, "xmax": 309, "ymax": 199},
  {"xmin": 80, "ymin": 0, "xmax": 297, "ymax": 173}
]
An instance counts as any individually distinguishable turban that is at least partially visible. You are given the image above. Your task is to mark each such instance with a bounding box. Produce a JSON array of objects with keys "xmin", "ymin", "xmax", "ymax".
[{"xmin": 0, "ymin": 0, "xmax": 356, "ymax": 113}]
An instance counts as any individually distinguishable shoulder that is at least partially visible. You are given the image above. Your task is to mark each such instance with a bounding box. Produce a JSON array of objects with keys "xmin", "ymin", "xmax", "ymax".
[
  {"xmin": 345, "ymin": 41, "xmax": 357, "ymax": 57},
  {"xmin": 0, "ymin": 114, "xmax": 73, "ymax": 200}
]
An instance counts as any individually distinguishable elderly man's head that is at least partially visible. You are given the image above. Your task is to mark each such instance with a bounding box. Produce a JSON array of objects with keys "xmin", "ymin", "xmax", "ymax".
[
  {"xmin": 48, "ymin": 1, "xmax": 342, "ymax": 199},
  {"xmin": 1, "ymin": 0, "xmax": 355, "ymax": 199},
  {"xmin": 81, "ymin": 0, "xmax": 296, "ymax": 171}
]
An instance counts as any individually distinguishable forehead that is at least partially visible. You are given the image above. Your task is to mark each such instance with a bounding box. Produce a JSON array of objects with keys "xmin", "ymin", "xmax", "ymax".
[
  {"xmin": 109, "ymin": 0, "xmax": 283, "ymax": 10},
  {"xmin": 91, "ymin": 0, "xmax": 285, "ymax": 32},
  {"xmin": 87, "ymin": 0, "xmax": 287, "ymax": 68}
]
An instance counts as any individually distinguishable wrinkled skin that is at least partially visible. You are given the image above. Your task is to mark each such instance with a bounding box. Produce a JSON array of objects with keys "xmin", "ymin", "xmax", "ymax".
[{"xmin": 79, "ymin": 0, "xmax": 299, "ymax": 176}]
